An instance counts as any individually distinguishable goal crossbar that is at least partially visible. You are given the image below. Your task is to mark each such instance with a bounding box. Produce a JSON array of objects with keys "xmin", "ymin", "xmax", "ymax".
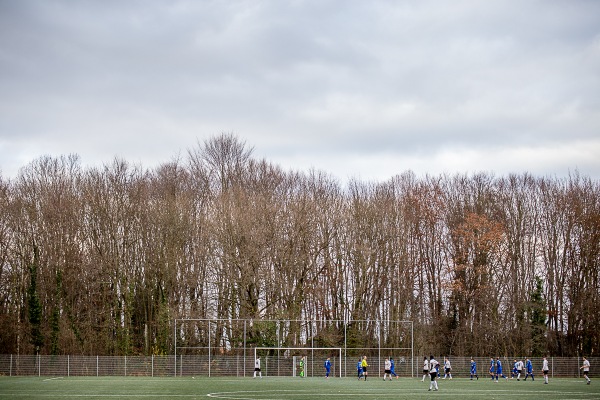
[{"xmin": 254, "ymin": 347, "xmax": 343, "ymax": 378}]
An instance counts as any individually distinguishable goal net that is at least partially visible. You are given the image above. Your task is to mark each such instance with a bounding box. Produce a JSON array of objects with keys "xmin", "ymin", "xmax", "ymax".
[{"xmin": 254, "ymin": 347, "xmax": 342, "ymax": 378}]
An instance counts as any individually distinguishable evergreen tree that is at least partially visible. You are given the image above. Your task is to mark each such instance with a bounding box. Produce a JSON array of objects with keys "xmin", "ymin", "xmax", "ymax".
[
  {"xmin": 529, "ymin": 276, "xmax": 547, "ymax": 356},
  {"xmin": 28, "ymin": 247, "xmax": 44, "ymax": 353}
]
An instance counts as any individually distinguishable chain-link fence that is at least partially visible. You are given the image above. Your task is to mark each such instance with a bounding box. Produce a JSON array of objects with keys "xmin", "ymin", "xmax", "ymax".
[{"xmin": 1, "ymin": 355, "xmax": 597, "ymax": 378}]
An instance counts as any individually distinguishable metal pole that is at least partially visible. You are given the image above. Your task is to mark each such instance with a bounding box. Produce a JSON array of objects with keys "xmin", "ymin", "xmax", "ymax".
[
  {"xmin": 243, "ymin": 321, "xmax": 247, "ymax": 377},
  {"xmin": 208, "ymin": 320, "xmax": 212, "ymax": 377},
  {"xmin": 344, "ymin": 321, "xmax": 347, "ymax": 378},
  {"xmin": 378, "ymin": 320, "xmax": 381, "ymax": 378},
  {"xmin": 311, "ymin": 321, "xmax": 314, "ymax": 378},
  {"xmin": 339, "ymin": 348, "xmax": 342, "ymax": 378},
  {"xmin": 174, "ymin": 320, "xmax": 177, "ymax": 377},
  {"xmin": 411, "ymin": 321, "xmax": 414, "ymax": 378}
]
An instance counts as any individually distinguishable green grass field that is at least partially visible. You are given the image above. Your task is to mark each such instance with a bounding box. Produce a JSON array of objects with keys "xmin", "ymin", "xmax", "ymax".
[{"xmin": 0, "ymin": 376, "xmax": 597, "ymax": 399}]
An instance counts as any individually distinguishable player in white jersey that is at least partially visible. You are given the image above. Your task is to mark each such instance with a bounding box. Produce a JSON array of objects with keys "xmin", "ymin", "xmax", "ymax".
[
  {"xmin": 580, "ymin": 356, "xmax": 591, "ymax": 385},
  {"xmin": 383, "ymin": 358, "xmax": 392, "ymax": 381},
  {"xmin": 253, "ymin": 356, "xmax": 262, "ymax": 378},
  {"xmin": 541, "ymin": 356, "xmax": 549, "ymax": 384},
  {"xmin": 422, "ymin": 356, "xmax": 429, "ymax": 382},
  {"xmin": 516, "ymin": 359, "xmax": 524, "ymax": 380},
  {"xmin": 428, "ymin": 356, "xmax": 439, "ymax": 391},
  {"xmin": 443, "ymin": 357, "xmax": 452, "ymax": 379}
]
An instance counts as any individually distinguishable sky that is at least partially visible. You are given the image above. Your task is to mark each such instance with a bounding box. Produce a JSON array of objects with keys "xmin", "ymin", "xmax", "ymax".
[{"xmin": 1, "ymin": 0, "xmax": 599, "ymax": 183}]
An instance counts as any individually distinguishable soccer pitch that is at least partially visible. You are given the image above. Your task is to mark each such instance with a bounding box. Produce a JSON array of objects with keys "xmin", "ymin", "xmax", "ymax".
[{"xmin": 0, "ymin": 376, "xmax": 597, "ymax": 399}]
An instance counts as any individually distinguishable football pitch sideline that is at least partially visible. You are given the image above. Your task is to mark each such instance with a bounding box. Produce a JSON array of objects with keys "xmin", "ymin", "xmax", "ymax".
[{"xmin": 0, "ymin": 376, "xmax": 597, "ymax": 400}]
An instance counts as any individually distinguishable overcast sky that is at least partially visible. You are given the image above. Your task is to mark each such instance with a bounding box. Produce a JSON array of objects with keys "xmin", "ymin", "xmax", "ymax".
[{"xmin": 1, "ymin": 0, "xmax": 599, "ymax": 183}]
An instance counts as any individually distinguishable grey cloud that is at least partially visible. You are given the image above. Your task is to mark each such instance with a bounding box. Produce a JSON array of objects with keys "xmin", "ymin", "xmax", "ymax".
[{"xmin": 1, "ymin": 0, "xmax": 599, "ymax": 181}]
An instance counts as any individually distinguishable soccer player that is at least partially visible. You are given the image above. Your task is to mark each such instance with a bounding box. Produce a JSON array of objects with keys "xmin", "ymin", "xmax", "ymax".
[
  {"xmin": 580, "ymin": 356, "xmax": 591, "ymax": 385},
  {"xmin": 470, "ymin": 358, "xmax": 478, "ymax": 380},
  {"xmin": 524, "ymin": 358, "xmax": 534, "ymax": 381},
  {"xmin": 383, "ymin": 357, "xmax": 392, "ymax": 381},
  {"xmin": 428, "ymin": 355, "xmax": 439, "ymax": 391},
  {"xmin": 361, "ymin": 356, "xmax": 369, "ymax": 380},
  {"xmin": 324, "ymin": 357, "xmax": 331, "ymax": 379},
  {"xmin": 495, "ymin": 357, "xmax": 508, "ymax": 381},
  {"xmin": 489, "ymin": 357, "xmax": 495, "ymax": 380},
  {"xmin": 299, "ymin": 356, "xmax": 306, "ymax": 378},
  {"xmin": 542, "ymin": 356, "xmax": 549, "ymax": 384},
  {"xmin": 511, "ymin": 359, "xmax": 518, "ymax": 379},
  {"xmin": 422, "ymin": 356, "xmax": 429, "ymax": 382},
  {"xmin": 356, "ymin": 358, "xmax": 364, "ymax": 380},
  {"xmin": 253, "ymin": 356, "xmax": 262, "ymax": 378},
  {"xmin": 443, "ymin": 357, "xmax": 452, "ymax": 379},
  {"xmin": 516, "ymin": 359, "xmax": 524, "ymax": 381},
  {"xmin": 390, "ymin": 357, "xmax": 398, "ymax": 379}
]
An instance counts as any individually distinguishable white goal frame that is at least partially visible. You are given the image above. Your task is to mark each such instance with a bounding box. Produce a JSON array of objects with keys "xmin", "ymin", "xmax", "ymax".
[{"xmin": 254, "ymin": 347, "xmax": 342, "ymax": 378}]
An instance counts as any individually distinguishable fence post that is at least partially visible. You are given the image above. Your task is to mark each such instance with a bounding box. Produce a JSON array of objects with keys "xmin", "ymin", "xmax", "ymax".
[
  {"xmin": 9, "ymin": 354, "xmax": 12, "ymax": 377},
  {"xmin": 377, "ymin": 320, "xmax": 381, "ymax": 378},
  {"xmin": 344, "ymin": 322, "xmax": 347, "ymax": 378},
  {"xmin": 125, "ymin": 355, "xmax": 127, "ymax": 377},
  {"xmin": 174, "ymin": 320, "xmax": 177, "ymax": 377},
  {"xmin": 152, "ymin": 355, "xmax": 154, "ymax": 377},
  {"xmin": 38, "ymin": 354, "xmax": 41, "ymax": 377},
  {"xmin": 411, "ymin": 322, "xmax": 414, "ymax": 378},
  {"xmin": 68, "ymin": 355, "xmax": 70, "ymax": 377},
  {"xmin": 96, "ymin": 355, "xmax": 99, "ymax": 377}
]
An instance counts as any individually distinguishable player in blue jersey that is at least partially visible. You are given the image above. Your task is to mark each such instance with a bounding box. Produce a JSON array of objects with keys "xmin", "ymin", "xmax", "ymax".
[
  {"xmin": 470, "ymin": 358, "xmax": 478, "ymax": 380},
  {"xmin": 357, "ymin": 358, "xmax": 363, "ymax": 380},
  {"xmin": 489, "ymin": 357, "xmax": 495, "ymax": 380},
  {"xmin": 524, "ymin": 358, "xmax": 534, "ymax": 381},
  {"xmin": 324, "ymin": 357, "xmax": 331, "ymax": 378},
  {"xmin": 495, "ymin": 357, "xmax": 508, "ymax": 381},
  {"xmin": 390, "ymin": 357, "xmax": 398, "ymax": 379}
]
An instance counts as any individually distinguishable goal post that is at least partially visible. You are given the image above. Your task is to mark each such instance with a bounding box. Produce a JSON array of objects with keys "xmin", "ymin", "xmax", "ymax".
[{"xmin": 254, "ymin": 347, "xmax": 342, "ymax": 378}]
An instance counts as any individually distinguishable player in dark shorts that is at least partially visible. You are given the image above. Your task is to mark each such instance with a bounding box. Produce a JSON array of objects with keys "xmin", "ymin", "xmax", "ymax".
[{"xmin": 428, "ymin": 355, "xmax": 439, "ymax": 391}]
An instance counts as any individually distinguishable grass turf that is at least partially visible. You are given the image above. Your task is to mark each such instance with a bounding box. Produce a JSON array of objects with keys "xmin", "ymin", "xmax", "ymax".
[{"xmin": 0, "ymin": 376, "xmax": 597, "ymax": 399}]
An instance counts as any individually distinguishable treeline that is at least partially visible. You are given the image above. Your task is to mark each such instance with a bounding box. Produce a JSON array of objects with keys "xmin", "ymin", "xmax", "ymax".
[{"xmin": 0, "ymin": 134, "xmax": 598, "ymax": 357}]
